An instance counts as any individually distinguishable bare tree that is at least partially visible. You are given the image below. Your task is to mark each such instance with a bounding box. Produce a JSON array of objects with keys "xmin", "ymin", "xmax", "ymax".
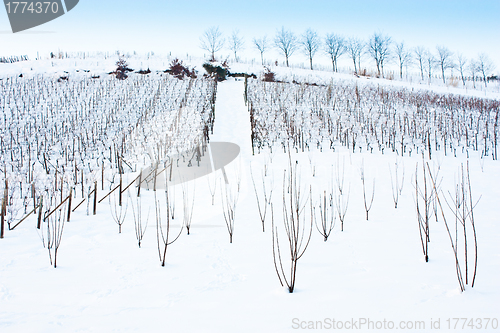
[
  {"xmin": 443, "ymin": 162, "xmax": 480, "ymax": 289},
  {"xmin": 389, "ymin": 159, "xmax": 405, "ymax": 208},
  {"xmin": 346, "ymin": 37, "xmax": 364, "ymax": 74},
  {"xmin": 300, "ymin": 29, "xmax": 320, "ymax": 70},
  {"xmin": 200, "ymin": 26, "xmax": 225, "ymax": 61},
  {"xmin": 109, "ymin": 176, "xmax": 128, "ymax": 234},
  {"xmin": 395, "ymin": 41, "xmax": 412, "ymax": 79},
  {"xmin": 414, "ymin": 46, "xmax": 426, "ymax": 81},
  {"xmin": 129, "ymin": 191, "xmax": 148, "ymax": 248},
  {"xmin": 253, "ymin": 36, "xmax": 269, "ymax": 65},
  {"xmin": 425, "ymin": 50, "xmax": 436, "ymax": 82},
  {"xmin": 315, "ymin": 190, "xmax": 335, "ymax": 241},
  {"xmin": 274, "ymin": 27, "xmax": 297, "ymax": 67},
  {"xmin": 465, "ymin": 161, "xmax": 479, "ymax": 288},
  {"xmin": 335, "ymin": 157, "xmax": 350, "ymax": 231},
  {"xmin": 182, "ymin": 181, "xmax": 195, "ymax": 235},
  {"xmin": 360, "ymin": 160, "xmax": 375, "ymax": 220},
  {"xmin": 436, "ymin": 46, "xmax": 454, "ymax": 84},
  {"xmin": 271, "ymin": 158, "xmax": 313, "ymax": 293},
  {"xmin": 221, "ymin": 180, "xmax": 239, "ymax": 243},
  {"xmin": 476, "ymin": 53, "xmax": 495, "ymax": 87},
  {"xmin": 325, "ymin": 33, "xmax": 345, "ymax": 72},
  {"xmin": 229, "ymin": 29, "xmax": 244, "ymax": 62},
  {"xmin": 250, "ymin": 165, "xmax": 273, "ymax": 232},
  {"xmin": 46, "ymin": 205, "xmax": 65, "ymax": 268},
  {"xmin": 414, "ymin": 162, "xmax": 436, "ymax": 262},
  {"xmin": 368, "ymin": 32, "xmax": 391, "ymax": 77},
  {"xmin": 155, "ymin": 186, "xmax": 183, "ymax": 267},
  {"xmin": 430, "ymin": 161, "xmax": 479, "ymax": 291},
  {"xmin": 469, "ymin": 59, "xmax": 478, "ymax": 88},
  {"xmin": 457, "ymin": 53, "xmax": 467, "ymax": 86},
  {"xmin": 207, "ymin": 172, "xmax": 217, "ymax": 205}
]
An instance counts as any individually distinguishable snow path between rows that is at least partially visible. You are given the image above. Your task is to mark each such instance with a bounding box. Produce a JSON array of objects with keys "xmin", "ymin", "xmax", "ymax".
[{"xmin": 210, "ymin": 78, "xmax": 252, "ymax": 156}]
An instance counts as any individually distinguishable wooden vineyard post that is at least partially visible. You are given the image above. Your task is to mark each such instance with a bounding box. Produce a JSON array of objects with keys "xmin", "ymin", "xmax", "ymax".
[
  {"xmin": 101, "ymin": 163, "xmax": 104, "ymax": 190},
  {"xmin": 1, "ymin": 181, "xmax": 7, "ymax": 238},
  {"xmin": 93, "ymin": 181, "xmax": 97, "ymax": 215},
  {"xmin": 1, "ymin": 198, "xmax": 4, "ymax": 239},
  {"xmin": 60, "ymin": 176, "xmax": 63, "ymax": 203},
  {"xmin": 137, "ymin": 169, "xmax": 142, "ymax": 197},
  {"xmin": 32, "ymin": 183, "xmax": 36, "ymax": 209},
  {"xmin": 37, "ymin": 196, "xmax": 43, "ymax": 229},
  {"xmin": 119, "ymin": 174, "xmax": 122, "ymax": 207},
  {"xmin": 67, "ymin": 188, "xmax": 72, "ymax": 222},
  {"xmin": 81, "ymin": 169, "xmax": 84, "ymax": 198}
]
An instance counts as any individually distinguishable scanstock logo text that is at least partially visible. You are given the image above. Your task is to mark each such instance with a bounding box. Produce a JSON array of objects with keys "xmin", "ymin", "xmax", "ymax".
[{"xmin": 4, "ymin": 0, "xmax": 79, "ymax": 33}]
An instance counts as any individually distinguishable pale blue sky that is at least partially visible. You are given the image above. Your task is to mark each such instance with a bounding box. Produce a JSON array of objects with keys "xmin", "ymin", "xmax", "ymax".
[{"xmin": 1, "ymin": 0, "xmax": 499, "ymax": 72}]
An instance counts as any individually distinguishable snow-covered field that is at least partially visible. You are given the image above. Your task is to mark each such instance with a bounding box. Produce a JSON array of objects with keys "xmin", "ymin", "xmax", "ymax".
[{"xmin": 1, "ymin": 57, "xmax": 499, "ymax": 332}]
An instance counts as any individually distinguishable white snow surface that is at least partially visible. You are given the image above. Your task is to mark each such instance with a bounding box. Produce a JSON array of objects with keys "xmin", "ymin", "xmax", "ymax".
[{"xmin": 0, "ymin": 58, "xmax": 500, "ymax": 332}]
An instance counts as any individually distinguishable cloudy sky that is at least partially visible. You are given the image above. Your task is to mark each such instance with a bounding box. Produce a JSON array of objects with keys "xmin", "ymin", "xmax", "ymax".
[{"xmin": 1, "ymin": 0, "xmax": 499, "ymax": 72}]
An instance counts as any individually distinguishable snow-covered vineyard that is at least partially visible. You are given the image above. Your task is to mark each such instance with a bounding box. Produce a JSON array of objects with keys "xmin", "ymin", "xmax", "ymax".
[
  {"xmin": 0, "ymin": 59, "xmax": 499, "ymax": 332},
  {"xmin": 247, "ymin": 79, "xmax": 500, "ymax": 159},
  {"xmin": 0, "ymin": 74, "xmax": 215, "ymax": 229}
]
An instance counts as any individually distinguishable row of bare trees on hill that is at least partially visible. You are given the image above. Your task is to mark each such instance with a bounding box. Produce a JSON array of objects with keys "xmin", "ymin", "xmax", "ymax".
[{"xmin": 200, "ymin": 26, "xmax": 496, "ymax": 85}]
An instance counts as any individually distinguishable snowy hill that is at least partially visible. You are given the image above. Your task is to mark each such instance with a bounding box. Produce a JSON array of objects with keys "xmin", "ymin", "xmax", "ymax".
[{"xmin": 0, "ymin": 54, "xmax": 499, "ymax": 333}]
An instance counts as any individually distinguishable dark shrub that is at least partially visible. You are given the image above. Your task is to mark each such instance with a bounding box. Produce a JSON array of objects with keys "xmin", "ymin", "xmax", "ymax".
[
  {"xmin": 115, "ymin": 57, "xmax": 133, "ymax": 80},
  {"xmin": 203, "ymin": 62, "xmax": 229, "ymax": 81},
  {"xmin": 262, "ymin": 67, "xmax": 276, "ymax": 82},
  {"xmin": 165, "ymin": 58, "xmax": 197, "ymax": 79}
]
